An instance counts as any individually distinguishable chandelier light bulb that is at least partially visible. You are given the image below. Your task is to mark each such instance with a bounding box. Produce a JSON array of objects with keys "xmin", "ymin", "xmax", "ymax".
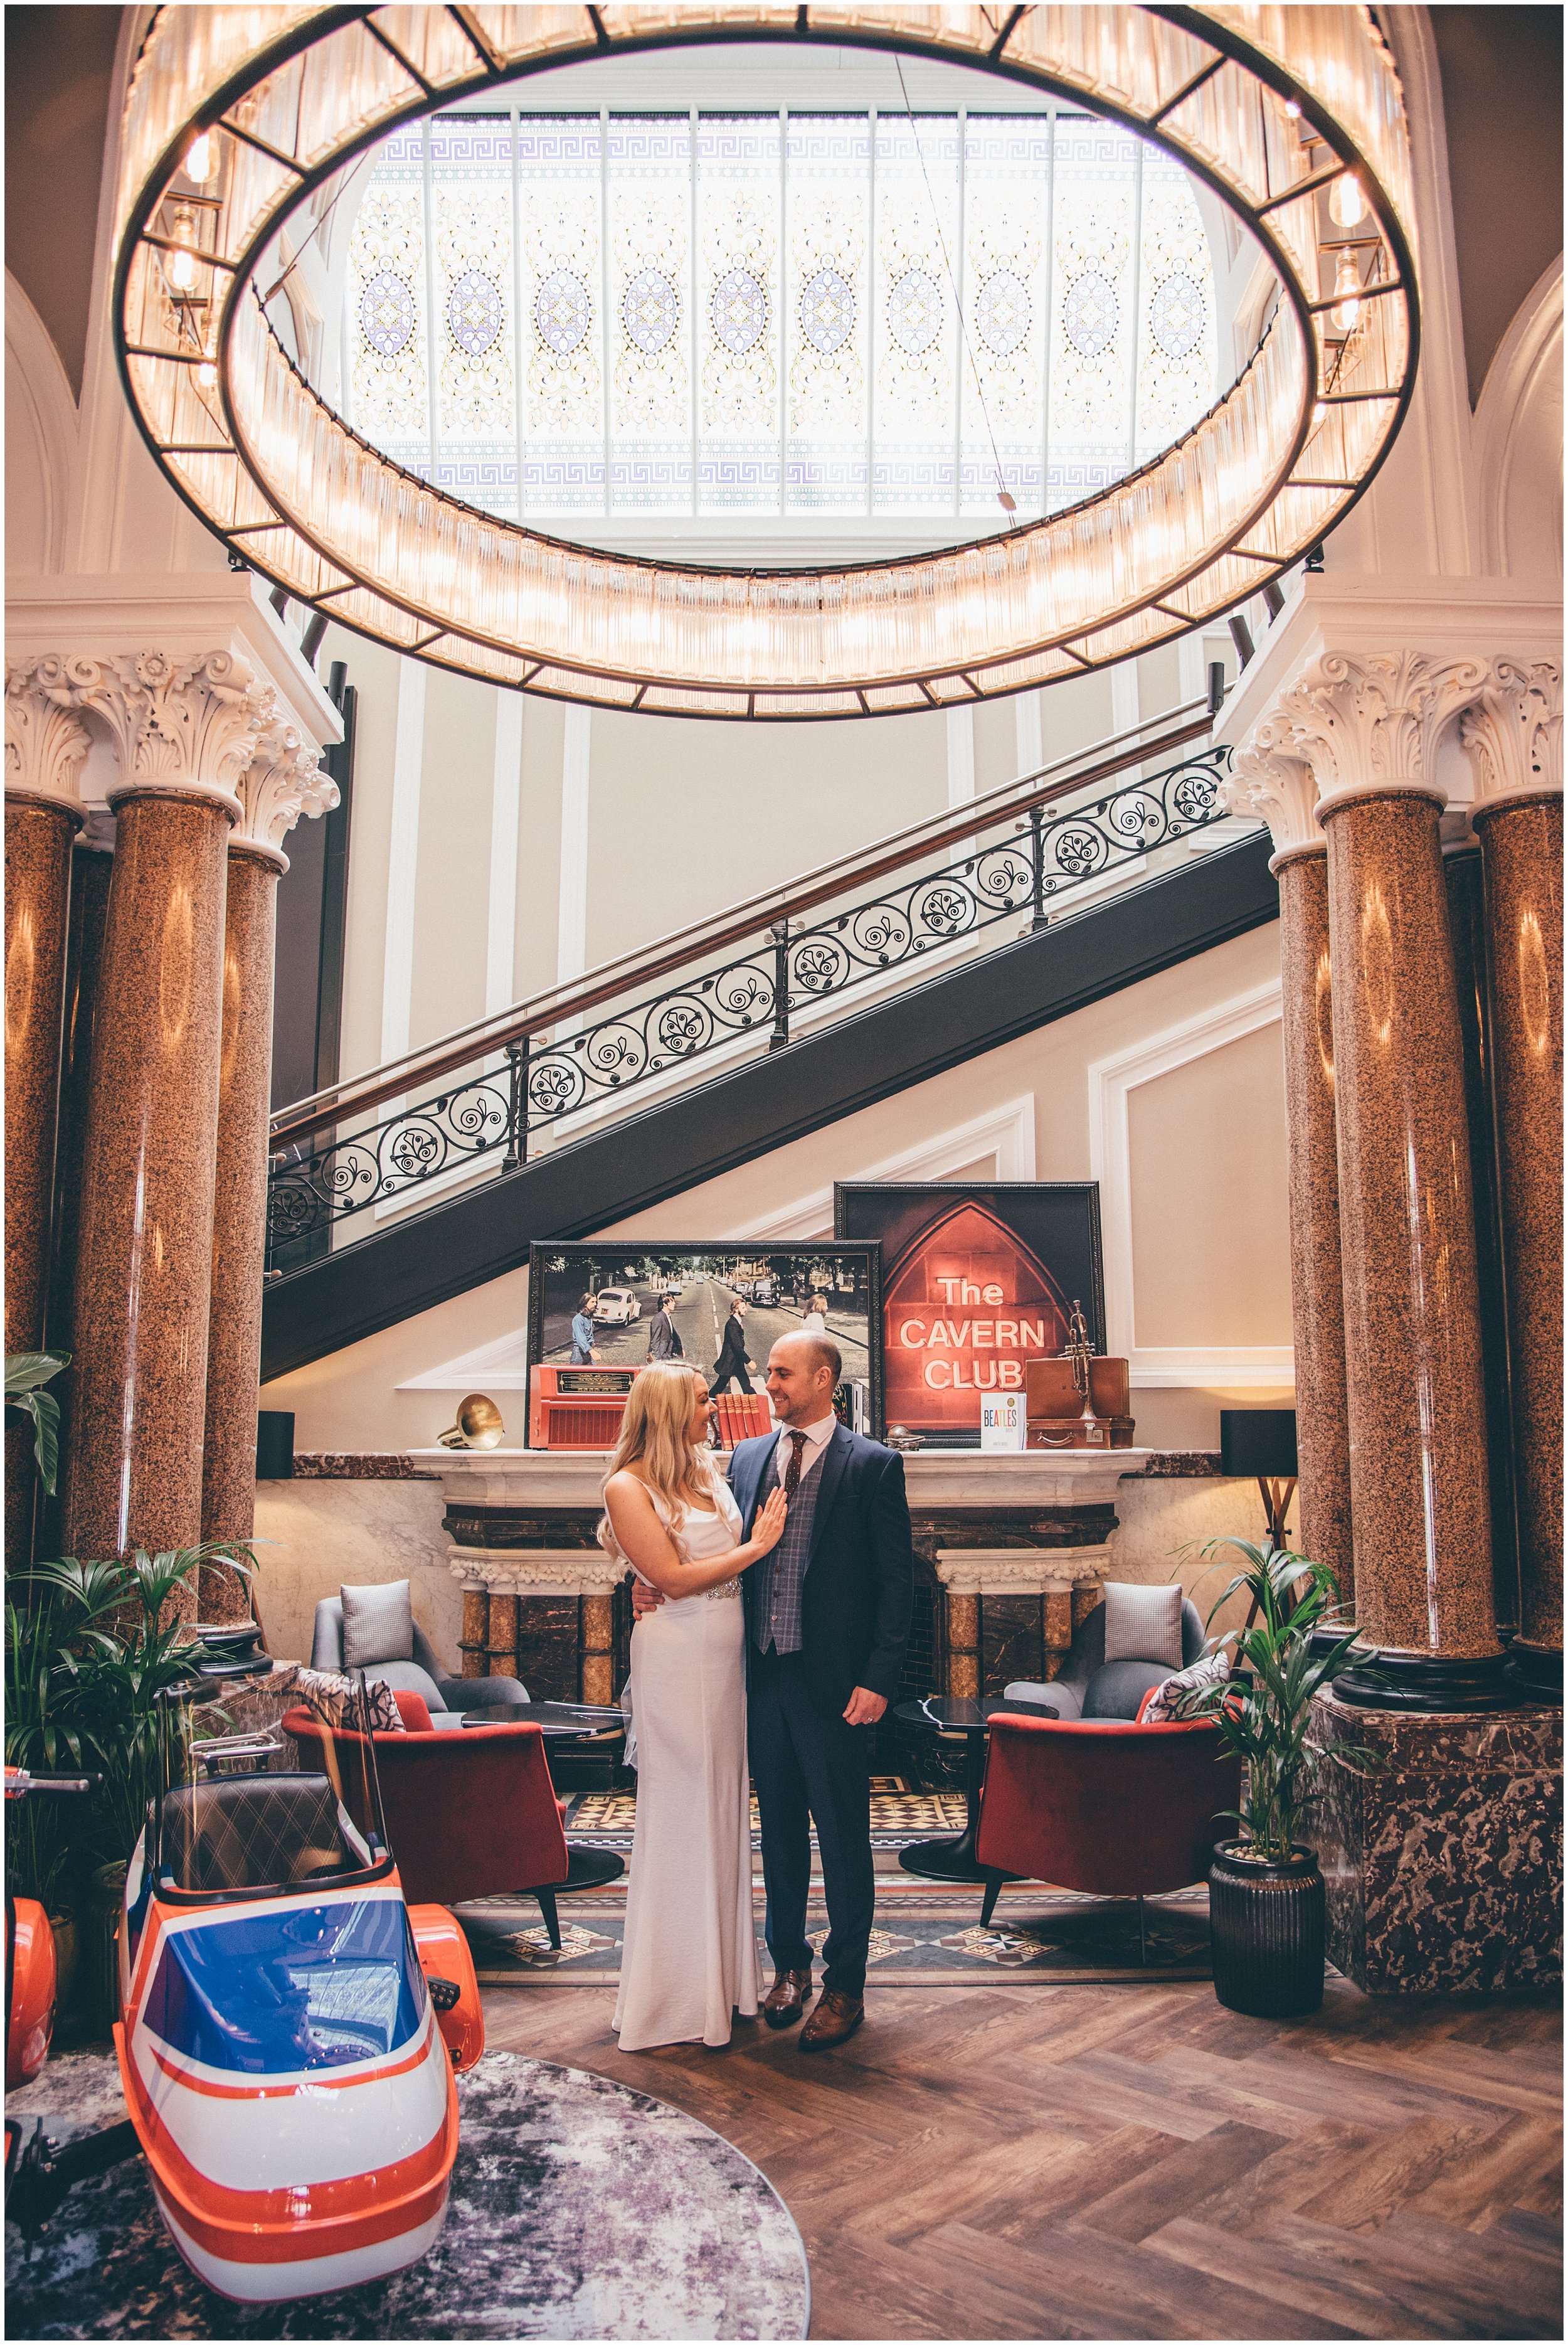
[
  {"xmin": 1328, "ymin": 172, "xmax": 1366, "ymax": 228},
  {"xmin": 168, "ymin": 205, "xmax": 198, "ymax": 292},
  {"xmin": 1284, "ymin": 97, "xmax": 1302, "ymax": 120},
  {"xmin": 184, "ymin": 130, "xmax": 214, "ymax": 183},
  {"xmin": 197, "ymin": 358, "xmax": 218, "ymax": 388},
  {"xmin": 1331, "ymin": 250, "xmax": 1361, "ymax": 331}
]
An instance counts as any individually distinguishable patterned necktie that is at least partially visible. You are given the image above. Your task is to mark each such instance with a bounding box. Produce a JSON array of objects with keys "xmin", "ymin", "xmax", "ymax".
[{"xmin": 783, "ymin": 1428, "xmax": 808, "ymax": 1499}]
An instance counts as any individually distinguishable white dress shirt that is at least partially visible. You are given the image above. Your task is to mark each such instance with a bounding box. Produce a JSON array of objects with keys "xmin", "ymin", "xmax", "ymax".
[{"xmin": 770, "ymin": 1409, "xmax": 837, "ymax": 1486}]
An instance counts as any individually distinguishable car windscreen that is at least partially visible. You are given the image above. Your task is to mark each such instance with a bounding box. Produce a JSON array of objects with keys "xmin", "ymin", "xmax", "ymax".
[{"xmin": 142, "ymin": 1894, "xmax": 427, "ymax": 2074}]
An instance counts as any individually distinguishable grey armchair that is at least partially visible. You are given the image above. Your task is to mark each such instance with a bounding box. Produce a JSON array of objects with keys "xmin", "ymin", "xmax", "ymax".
[
  {"xmin": 311, "ymin": 1595, "xmax": 529, "ymax": 1716},
  {"xmin": 1004, "ymin": 1595, "xmax": 1205, "ymax": 1721}
]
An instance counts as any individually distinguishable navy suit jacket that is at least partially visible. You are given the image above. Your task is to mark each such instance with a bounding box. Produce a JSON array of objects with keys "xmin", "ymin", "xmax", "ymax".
[{"xmin": 729, "ymin": 1423, "xmax": 914, "ymax": 1715}]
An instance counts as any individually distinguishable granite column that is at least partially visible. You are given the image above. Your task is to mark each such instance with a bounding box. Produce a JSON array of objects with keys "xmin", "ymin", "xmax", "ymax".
[
  {"xmin": 1280, "ymin": 654, "xmax": 1507, "ymax": 1707},
  {"xmin": 200, "ymin": 720, "xmax": 337, "ymax": 1617},
  {"xmin": 56, "ymin": 652, "xmax": 269, "ymax": 1587},
  {"xmin": 1226, "ymin": 745, "xmax": 1355, "ymax": 1604},
  {"xmin": 1463, "ymin": 661, "xmax": 1563, "ymax": 1698},
  {"xmin": 38, "ymin": 830, "xmax": 115, "ymax": 1561},
  {"xmin": 3, "ymin": 672, "xmax": 90, "ymax": 1558}
]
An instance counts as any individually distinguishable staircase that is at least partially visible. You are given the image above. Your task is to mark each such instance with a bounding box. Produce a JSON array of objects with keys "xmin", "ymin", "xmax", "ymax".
[{"xmin": 261, "ymin": 706, "xmax": 1274, "ymax": 1379}]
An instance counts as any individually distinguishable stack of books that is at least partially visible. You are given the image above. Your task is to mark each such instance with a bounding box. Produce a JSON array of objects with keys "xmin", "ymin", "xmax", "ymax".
[{"xmin": 711, "ymin": 1393, "xmax": 774, "ymax": 1448}]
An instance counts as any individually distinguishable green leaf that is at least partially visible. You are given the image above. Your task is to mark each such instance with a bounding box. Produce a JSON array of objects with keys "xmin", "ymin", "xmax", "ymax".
[
  {"xmin": 5, "ymin": 1386, "xmax": 61, "ymax": 1494},
  {"xmin": 4, "ymin": 1352, "xmax": 70, "ymax": 1396}
]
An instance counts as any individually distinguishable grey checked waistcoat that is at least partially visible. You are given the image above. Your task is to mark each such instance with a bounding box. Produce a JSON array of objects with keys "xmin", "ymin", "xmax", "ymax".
[{"xmin": 748, "ymin": 1433, "xmax": 822, "ymax": 1655}]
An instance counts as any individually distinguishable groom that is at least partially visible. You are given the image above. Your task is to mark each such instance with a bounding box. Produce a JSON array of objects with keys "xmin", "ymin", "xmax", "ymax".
[{"xmin": 731, "ymin": 1331, "xmax": 913, "ymax": 2049}]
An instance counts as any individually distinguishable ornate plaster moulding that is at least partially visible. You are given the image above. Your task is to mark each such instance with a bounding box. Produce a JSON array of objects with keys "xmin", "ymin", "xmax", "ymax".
[
  {"xmin": 933, "ymin": 1545, "xmax": 1111, "ymax": 1596},
  {"xmin": 447, "ymin": 1547, "xmax": 627, "ymax": 1598},
  {"xmin": 3, "ymin": 676, "xmax": 93, "ymax": 814},
  {"xmin": 1213, "ymin": 574, "xmax": 1565, "ymax": 768},
  {"xmin": 1461, "ymin": 657, "xmax": 1564, "ymax": 811},
  {"xmin": 112, "ymin": 4, "xmax": 1420, "ymax": 718},
  {"xmin": 1223, "ymin": 727, "xmax": 1322, "ymax": 868},
  {"xmin": 3, "ymin": 571, "xmax": 343, "ymax": 758},
  {"xmin": 235, "ymin": 702, "xmax": 341, "ymax": 869}
]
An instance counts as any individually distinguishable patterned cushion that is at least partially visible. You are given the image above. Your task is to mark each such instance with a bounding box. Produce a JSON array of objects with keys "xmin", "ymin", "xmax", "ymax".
[
  {"xmin": 1102, "ymin": 1580, "xmax": 1185, "ymax": 1669},
  {"xmin": 1140, "ymin": 1647, "xmax": 1232, "ymax": 1723},
  {"xmin": 270, "ymin": 1664, "xmax": 405, "ymax": 1733}
]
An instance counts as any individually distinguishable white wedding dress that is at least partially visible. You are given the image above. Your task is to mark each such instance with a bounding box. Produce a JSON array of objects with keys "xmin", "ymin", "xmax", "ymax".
[{"xmin": 610, "ymin": 1477, "xmax": 760, "ymax": 2050}]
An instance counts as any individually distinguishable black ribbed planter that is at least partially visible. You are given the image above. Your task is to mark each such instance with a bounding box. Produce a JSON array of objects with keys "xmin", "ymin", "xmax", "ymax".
[{"xmin": 1209, "ymin": 1840, "xmax": 1325, "ymax": 2018}]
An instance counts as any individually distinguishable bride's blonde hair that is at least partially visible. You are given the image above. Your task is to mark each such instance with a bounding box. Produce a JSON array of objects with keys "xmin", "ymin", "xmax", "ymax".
[{"xmin": 598, "ymin": 1363, "xmax": 713, "ymax": 1553}]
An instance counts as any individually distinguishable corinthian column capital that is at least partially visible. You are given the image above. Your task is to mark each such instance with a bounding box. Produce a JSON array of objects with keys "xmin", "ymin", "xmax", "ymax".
[
  {"xmin": 231, "ymin": 700, "xmax": 341, "ymax": 869},
  {"xmin": 45, "ymin": 649, "xmax": 273, "ymax": 819},
  {"xmin": 5, "ymin": 659, "xmax": 92, "ymax": 814},
  {"xmin": 1460, "ymin": 658, "xmax": 1563, "ymax": 810},
  {"xmin": 1276, "ymin": 651, "xmax": 1489, "ymax": 815},
  {"xmin": 1223, "ymin": 718, "xmax": 1322, "ymax": 870}
]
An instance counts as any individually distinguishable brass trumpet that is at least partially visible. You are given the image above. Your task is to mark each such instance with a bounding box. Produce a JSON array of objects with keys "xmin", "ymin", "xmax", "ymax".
[{"xmin": 437, "ymin": 1393, "xmax": 506, "ymax": 1450}]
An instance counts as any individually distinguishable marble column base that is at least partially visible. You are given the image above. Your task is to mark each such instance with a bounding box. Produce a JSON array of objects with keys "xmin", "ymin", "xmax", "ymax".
[
  {"xmin": 1507, "ymin": 1637, "xmax": 1564, "ymax": 1703},
  {"xmin": 1308, "ymin": 1688, "xmax": 1562, "ymax": 1994},
  {"xmin": 1334, "ymin": 1647, "xmax": 1517, "ymax": 1713}
]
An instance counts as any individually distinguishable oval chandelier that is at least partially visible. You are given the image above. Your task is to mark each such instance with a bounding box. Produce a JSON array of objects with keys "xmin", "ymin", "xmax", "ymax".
[{"xmin": 115, "ymin": 6, "xmax": 1419, "ymax": 720}]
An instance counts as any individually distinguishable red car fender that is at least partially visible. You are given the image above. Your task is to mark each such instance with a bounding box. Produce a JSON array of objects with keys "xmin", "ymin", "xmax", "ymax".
[
  {"xmin": 407, "ymin": 1905, "xmax": 484, "ymax": 2070},
  {"xmin": 7, "ymin": 1899, "xmax": 56, "ymax": 2090}
]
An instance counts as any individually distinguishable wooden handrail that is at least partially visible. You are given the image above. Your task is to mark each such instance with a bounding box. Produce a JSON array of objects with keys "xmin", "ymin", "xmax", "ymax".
[{"xmin": 269, "ymin": 699, "xmax": 1217, "ymax": 1149}]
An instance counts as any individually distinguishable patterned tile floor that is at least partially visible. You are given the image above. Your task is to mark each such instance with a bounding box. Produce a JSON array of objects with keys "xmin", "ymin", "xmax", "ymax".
[
  {"xmin": 459, "ymin": 1882, "xmax": 1214, "ymax": 1987},
  {"xmin": 565, "ymin": 1777, "xmax": 969, "ymax": 1854}
]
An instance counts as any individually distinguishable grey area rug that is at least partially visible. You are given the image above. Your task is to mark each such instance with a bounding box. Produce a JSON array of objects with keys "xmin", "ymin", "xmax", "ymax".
[{"xmin": 5, "ymin": 2050, "xmax": 808, "ymax": 2341}]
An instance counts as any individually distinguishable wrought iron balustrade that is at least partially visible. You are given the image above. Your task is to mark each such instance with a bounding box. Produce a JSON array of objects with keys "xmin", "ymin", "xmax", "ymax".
[{"xmin": 266, "ymin": 728, "xmax": 1234, "ymax": 1270}]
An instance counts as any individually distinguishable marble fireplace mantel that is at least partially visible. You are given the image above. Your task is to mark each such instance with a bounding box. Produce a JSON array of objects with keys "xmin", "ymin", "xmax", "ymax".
[
  {"xmin": 407, "ymin": 1444, "xmax": 1157, "ymax": 1706},
  {"xmin": 408, "ymin": 1445, "xmax": 1157, "ymax": 1511}
]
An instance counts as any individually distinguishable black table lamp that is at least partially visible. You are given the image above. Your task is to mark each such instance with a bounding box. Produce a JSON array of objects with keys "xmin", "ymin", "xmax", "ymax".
[{"xmin": 1219, "ymin": 1408, "xmax": 1298, "ymax": 1553}]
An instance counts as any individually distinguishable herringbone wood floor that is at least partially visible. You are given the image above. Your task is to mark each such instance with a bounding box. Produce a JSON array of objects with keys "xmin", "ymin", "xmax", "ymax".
[{"xmin": 483, "ymin": 1977, "xmax": 1562, "ymax": 2340}]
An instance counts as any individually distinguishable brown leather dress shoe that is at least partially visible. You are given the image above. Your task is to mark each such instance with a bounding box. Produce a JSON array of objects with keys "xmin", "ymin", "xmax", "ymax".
[
  {"xmin": 800, "ymin": 1989, "xmax": 864, "ymax": 2050},
  {"xmin": 762, "ymin": 1968, "xmax": 813, "ymax": 2029}
]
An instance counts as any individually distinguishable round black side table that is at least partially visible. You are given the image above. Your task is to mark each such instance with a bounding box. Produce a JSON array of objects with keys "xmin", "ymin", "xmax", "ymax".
[{"xmin": 892, "ymin": 1694, "xmax": 1058, "ymax": 1883}]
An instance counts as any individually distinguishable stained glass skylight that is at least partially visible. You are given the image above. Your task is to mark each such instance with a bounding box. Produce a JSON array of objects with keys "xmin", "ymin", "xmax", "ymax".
[{"xmin": 339, "ymin": 109, "xmax": 1221, "ymax": 549}]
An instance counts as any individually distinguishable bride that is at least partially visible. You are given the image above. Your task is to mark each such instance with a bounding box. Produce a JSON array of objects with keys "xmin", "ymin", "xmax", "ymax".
[{"xmin": 600, "ymin": 1362, "xmax": 788, "ymax": 2051}]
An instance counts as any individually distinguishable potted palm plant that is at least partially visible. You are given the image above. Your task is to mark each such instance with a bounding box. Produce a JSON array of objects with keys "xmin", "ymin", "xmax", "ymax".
[
  {"xmin": 1186, "ymin": 1538, "xmax": 1376, "ymax": 2018},
  {"xmin": 5, "ymin": 1543, "xmax": 254, "ymax": 2034}
]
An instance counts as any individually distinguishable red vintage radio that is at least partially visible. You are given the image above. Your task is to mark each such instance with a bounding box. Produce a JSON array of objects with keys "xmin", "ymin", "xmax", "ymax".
[
  {"xmin": 529, "ymin": 1366, "xmax": 776, "ymax": 1450},
  {"xmin": 529, "ymin": 1364, "xmax": 641, "ymax": 1449}
]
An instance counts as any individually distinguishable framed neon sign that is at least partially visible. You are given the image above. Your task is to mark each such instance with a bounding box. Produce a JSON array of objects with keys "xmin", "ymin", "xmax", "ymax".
[{"xmin": 834, "ymin": 1183, "xmax": 1104, "ymax": 1448}]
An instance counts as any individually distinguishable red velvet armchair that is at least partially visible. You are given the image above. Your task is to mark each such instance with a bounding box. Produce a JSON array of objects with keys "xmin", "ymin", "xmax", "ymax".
[
  {"xmin": 974, "ymin": 1712, "xmax": 1242, "ymax": 1949},
  {"xmin": 284, "ymin": 1701, "xmax": 580, "ymax": 1945}
]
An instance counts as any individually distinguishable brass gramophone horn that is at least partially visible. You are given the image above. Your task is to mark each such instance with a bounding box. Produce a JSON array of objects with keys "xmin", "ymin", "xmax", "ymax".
[{"xmin": 437, "ymin": 1394, "xmax": 506, "ymax": 1450}]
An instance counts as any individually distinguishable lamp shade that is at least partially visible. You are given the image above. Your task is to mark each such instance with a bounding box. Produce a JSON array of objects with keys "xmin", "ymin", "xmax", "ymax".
[
  {"xmin": 1219, "ymin": 1409, "xmax": 1298, "ymax": 1479},
  {"xmin": 256, "ymin": 1410, "xmax": 295, "ymax": 1479}
]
